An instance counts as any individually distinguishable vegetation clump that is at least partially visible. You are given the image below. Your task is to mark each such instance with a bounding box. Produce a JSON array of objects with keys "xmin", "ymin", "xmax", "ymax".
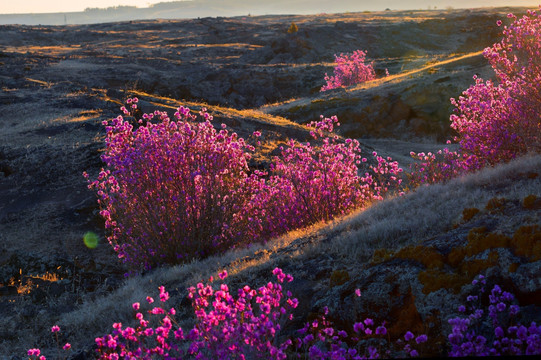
[
  {"xmin": 320, "ymin": 50, "xmax": 376, "ymax": 91},
  {"xmin": 287, "ymin": 22, "xmax": 298, "ymax": 33}
]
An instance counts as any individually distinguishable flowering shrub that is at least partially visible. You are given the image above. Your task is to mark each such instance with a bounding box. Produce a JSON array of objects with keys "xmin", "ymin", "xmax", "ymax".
[
  {"xmin": 408, "ymin": 148, "xmax": 479, "ymax": 188},
  {"xmin": 449, "ymin": 9, "xmax": 541, "ymax": 167},
  {"xmin": 85, "ymin": 101, "xmax": 264, "ymax": 270},
  {"xmin": 448, "ymin": 275, "xmax": 541, "ymax": 356},
  {"xmin": 321, "ymin": 50, "xmax": 376, "ymax": 91},
  {"xmin": 253, "ymin": 115, "xmax": 404, "ymax": 237},
  {"xmin": 86, "ymin": 100, "xmax": 403, "ymax": 271},
  {"xmin": 410, "ymin": 9, "xmax": 541, "ymax": 186}
]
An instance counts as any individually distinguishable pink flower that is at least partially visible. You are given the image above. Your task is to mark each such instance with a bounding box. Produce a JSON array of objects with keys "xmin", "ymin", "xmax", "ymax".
[
  {"xmin": 219, "ymin": 270, "xmax": 228, "ymax": 280},
  {"xmin": 51, "ymin": 325, "xmax": 60, "ymax": 333}
]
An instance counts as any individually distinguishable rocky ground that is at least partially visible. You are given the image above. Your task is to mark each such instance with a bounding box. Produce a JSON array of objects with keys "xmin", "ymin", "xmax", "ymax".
[{"xmin": 0, "ymin": 6, "xmax": 539, "ymax": 358}]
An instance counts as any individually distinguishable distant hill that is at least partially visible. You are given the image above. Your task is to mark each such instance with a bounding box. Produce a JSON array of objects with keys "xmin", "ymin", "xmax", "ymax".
[{"xmin": 0, "ymin": 0, "xmax": 535, "ymax": 25}]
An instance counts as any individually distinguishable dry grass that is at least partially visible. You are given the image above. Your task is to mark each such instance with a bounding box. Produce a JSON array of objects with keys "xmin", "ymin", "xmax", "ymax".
[{"xmin": 319, "ymin": 153, "xmax": 541, "ymax": 262}]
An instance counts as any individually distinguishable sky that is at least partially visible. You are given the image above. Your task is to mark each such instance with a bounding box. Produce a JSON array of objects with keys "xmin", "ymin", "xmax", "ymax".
[
  {"xmin": 0, "ymin": 0, "xmax": 538, "ymax": 15},
  {"xmin": 0, "ymin": 0, "xmax": 173, "ymax": 14}
]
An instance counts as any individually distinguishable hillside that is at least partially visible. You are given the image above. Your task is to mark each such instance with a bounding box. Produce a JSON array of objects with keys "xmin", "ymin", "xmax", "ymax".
[{"xmin": 0, "ymin": 6, "xmax": 540, "ymax": 358}]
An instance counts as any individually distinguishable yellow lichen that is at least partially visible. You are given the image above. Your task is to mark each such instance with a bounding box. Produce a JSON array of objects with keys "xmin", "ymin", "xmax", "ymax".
[
  {"xmin": 509, "ymin": 263, "xmax": 519, "ymax": 273},
  {"xmin": 462, "ymin": 207, "xmax": 480, "ymax": 222},
  {"xmin": 464, "ymin": 232, "xmax": 510, "ymax": 257},
  {"xmin": 418, "ymin": 269, "xmax": 465, "ymax": 295},
  {"xmin": 523, "ymin": 194, "xmax": 538, "ymax": 209},
  {"xmin": 371, "ymin": 248, "xmax": 393, "ymax": 264},
  {"xmin": 513, "ymin": 225, "xmax": 541, "ymax": 260},
  {"xmin": 395, "ymin": 245, "xmax": 445, "ymax": 270},
  {"xmin": 485, "ymin": 197, "xmax": 506, "ymax": 213}
]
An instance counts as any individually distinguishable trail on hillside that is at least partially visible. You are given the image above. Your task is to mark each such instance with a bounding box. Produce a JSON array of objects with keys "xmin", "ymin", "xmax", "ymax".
[{"xmin": 260, "ymin": 50, "xmax": 485, "ymax": 114}]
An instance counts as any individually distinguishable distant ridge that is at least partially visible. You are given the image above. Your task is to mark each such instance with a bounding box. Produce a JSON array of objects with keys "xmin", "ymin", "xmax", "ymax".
[{"xmin": 0, "ymin": 0, "xmax": 535, "ymax": 25}]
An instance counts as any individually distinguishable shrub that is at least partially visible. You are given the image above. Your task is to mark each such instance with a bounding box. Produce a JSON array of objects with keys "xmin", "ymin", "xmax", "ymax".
[
  {"xmin": 86, "ymin": 103, "xmax": 403, "ymax": 271},
  {"xmin": 321, "ymin": 50, "xmax": 376, "ymax": 91},
  {"xmin": 287, "ymin": 22, "xmax": 298, "ymax": 34},
  {"xmin": 255, "ymin": 115, "xmax": 404, "ymax": 237},
  {"xmin": 408, "ymin": 148, "xmax": 478, "ymax": 187},
  {"xmin": 410, "ymin": 9, "xmax": 541, "ymax": 186},
  {"xmin": 85, "ymin": 102, "xmax": 263, "ymax": 271},
  {"xmin": 450, "ymin": 10, "xmax": 541, "ymax": 168}
]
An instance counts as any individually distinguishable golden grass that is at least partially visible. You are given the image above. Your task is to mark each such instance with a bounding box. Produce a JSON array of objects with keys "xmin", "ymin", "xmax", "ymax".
[{"xmin": 127, "ymin": 89, "xmax": 308, "ymax": 130}]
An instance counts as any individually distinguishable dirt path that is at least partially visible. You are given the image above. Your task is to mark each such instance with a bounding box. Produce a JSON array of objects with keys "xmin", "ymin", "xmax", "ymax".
[{"xmin": 260, "ymin": 50, "xmax": 485, "ymax": 114}]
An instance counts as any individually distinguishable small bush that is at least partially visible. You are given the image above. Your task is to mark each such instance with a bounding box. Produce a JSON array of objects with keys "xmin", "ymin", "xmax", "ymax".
[
  {"xmin": 321, "ymin": 50, "xmax": 376, "ymax": 91},
  {"xmin": 287, "ymin": 22, "xmax": 298, "ymax": 33},
  {"xmin": 85, "ymin": 102, "xmax": 263, "ymax": 271},
  {"xmin": 448, "ymin": 275, "xmax": 541, "ymax": 356}
]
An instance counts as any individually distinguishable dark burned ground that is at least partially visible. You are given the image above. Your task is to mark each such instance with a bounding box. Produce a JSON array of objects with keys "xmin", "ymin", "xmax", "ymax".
[{"xmin": 0, "ymin": 7, "xmax": 533, "ymax": 358}]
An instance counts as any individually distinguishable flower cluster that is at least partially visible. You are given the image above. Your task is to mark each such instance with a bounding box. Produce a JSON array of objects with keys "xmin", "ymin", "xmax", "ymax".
[
  {"xmin": 85, "ymin": 102, "xmax": 261, "ymax": 271},
  {"xmin": 448, "ymin": 275, "xmax": 541, "ymax": 357},
  {"xmin": 407, "ymin": 148, "xmax": 479, "ymax": 187},
  {"xmin": 31, "ymin": 269, "xmax": 425, "ymax": 359},
  {"xmin": 410, "ymin": 9, "xmax": 541, "ymax": 186},
  {"xmin": 449, "ymin": 9, "xmax": 541, "ymax": 168},
  {"xmin": 321, "ymin": 50, "xmax": 376, "ymax": 91},
  {"xmin": 94, "ymin": 268, "xmax": 298, "ymax": 359},
  {"xmin": 86, "ymin": 102, "xmax": 403, "ymax": 271},
  {"xmin": 27, "ymin": 326, "xmax": 71, "ymax": 360},
  {"xmin": 252, "ymin": 115, "xmax": 403, "ymax": 237}
]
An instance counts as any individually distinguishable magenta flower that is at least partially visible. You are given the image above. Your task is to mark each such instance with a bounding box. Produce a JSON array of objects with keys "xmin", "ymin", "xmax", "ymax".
[{"xmin": 405, "ymin": 331, "xmax": 415, "ymax": 341}]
